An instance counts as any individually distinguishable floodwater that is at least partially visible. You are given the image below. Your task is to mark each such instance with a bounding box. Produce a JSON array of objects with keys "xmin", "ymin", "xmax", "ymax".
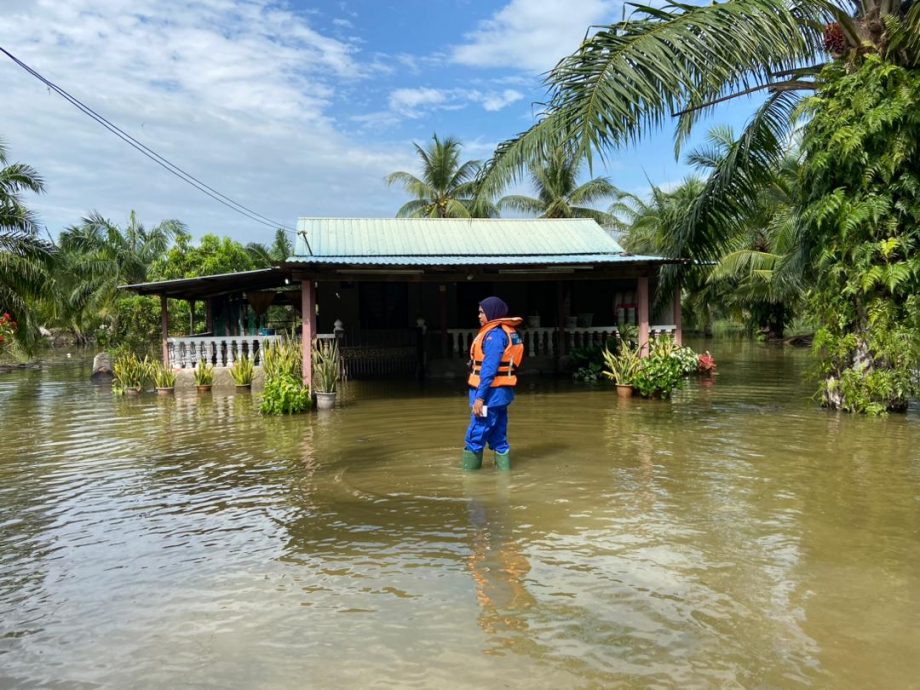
[{"xmin": 1, "ymin": 340, "xmax": 919, "ymax": 689}]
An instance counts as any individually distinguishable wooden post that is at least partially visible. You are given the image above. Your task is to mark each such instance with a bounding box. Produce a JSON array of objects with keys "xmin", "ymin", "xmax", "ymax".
[
  {"xmin": 188, "ymin": 299, "xmax": 195, "ymax": 336},
  {"xmin": 301, "ymin": 280, "xmax": 316, "ymax": 388},
  {"xmin": 673, "ymin": 286, "xmax": 682, "ymax": 346},
  {"xmin": 439, "ymin": 284, "xmax": 448, "ymax": 357},
  {"xmin": 206, "ymin": 299, "xmax": 214, "ymax": 334},
  {"xmin": 160, "ymin": 293, "xmax": 169, "ymax": 367},
  {"xmin": 637, "ymin": 276, "xmax": 650, "ymax": 357}
]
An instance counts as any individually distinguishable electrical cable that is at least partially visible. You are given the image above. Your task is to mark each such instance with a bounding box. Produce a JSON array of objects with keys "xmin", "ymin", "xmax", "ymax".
[{"xmin": 0, "ymin": 45, "xmax": 297, "ymax": 234}]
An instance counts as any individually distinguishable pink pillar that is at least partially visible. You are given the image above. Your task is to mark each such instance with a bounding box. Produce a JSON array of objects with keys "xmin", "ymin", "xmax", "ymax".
[
  {"xmin": 673, "ymin": 286, "xmax": 682, "ymax": 346},
  {"xmin": 637, "ymin": 276, "xmax": 650, "ymax": 357},
  {"xmin": 301, "ymin": 280, "xmax": 316, "ymax": 388},
  {"xmin": 160, "ymin": 293, "xmax": 170, "ymax": 367}
]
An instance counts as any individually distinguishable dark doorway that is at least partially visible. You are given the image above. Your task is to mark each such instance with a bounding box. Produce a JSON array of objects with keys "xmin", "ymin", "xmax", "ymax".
[{"xmin": 358, "ymin": 282, "xmax": 409, "ymax": 329}]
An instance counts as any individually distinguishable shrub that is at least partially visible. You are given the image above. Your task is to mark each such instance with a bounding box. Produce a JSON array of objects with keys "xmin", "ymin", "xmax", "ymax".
[
  {"xmin": 260, "ymin": 337, "xmax": 311, "ymax": 414},
  {"xmin": 112, "ymin": 353, "xmax": 154, "ymax": 395}
]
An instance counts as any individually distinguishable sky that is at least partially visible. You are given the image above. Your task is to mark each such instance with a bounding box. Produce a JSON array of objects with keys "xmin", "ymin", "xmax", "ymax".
[{"xmin": 0, "ymin": 0, "xmax": 761, "ymax": 245}]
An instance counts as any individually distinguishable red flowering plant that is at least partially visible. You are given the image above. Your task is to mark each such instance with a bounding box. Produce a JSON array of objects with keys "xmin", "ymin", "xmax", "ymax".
[
  {"xmin": 697, "ymin": 351, "xmax": 716, "ymax": 374},
  {"xmin": 0, "ymin": 313, "xmax": 17, "ymax": 352}
]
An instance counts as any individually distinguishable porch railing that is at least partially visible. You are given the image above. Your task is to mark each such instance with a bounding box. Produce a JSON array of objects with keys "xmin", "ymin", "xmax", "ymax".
[
  {"xmin": 445, "ymin": 325, "xmax": 678, "ymax": 358},
  {"xmin": 167, "ymin": 335, "xmax": 283, "ymax": 368}
]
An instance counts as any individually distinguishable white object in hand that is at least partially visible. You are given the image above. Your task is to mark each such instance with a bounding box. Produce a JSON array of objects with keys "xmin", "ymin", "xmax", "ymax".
[{"xmin": 478, "ymin": 405, "xmax": 488, "ymax": 418}]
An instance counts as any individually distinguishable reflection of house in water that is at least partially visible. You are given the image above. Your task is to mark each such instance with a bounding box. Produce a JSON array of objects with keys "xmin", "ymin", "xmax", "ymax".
[{"xmin": 122, "ymin": 218, "xmax": 685, "ymax": 385}]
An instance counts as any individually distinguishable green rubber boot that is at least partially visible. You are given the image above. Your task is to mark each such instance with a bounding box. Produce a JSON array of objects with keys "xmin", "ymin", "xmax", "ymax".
[
  {"xmin": 462, "ymin": 450, "xmax": 483, "ymax": 470},
  {"xmin": 494, "ymin": 450, "xmax": 511, "ymax": 471}
]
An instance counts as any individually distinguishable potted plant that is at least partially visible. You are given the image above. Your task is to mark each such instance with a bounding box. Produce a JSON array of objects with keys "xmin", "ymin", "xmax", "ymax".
[
  {"xmin": 698, "ymin": 351, "xmax": 717, "ymax": 375},
  {"xmin": 601, "ymin": 342, "xmax": 641, "ymax": 397},
  {"xmin": 152, "ymin": 361, "xmax": 177, "ymax": 395},
  {"xmin": 311, "ymin": 338, "xmax": 340, "ymax": 410},
  {"xmin": 229, "ymin": 353, "xmax": 254, "ymax": 390},
  {"xmin": 112, "ymin": 352, "xmax": 153, "ymax": 396},
  {"xmin": 194, "ymin": 360, "xmax": 214, "ymax": 392},
  {"xmin": 632, "ymin": 335, "xmax": 684, "ymax": 399}
]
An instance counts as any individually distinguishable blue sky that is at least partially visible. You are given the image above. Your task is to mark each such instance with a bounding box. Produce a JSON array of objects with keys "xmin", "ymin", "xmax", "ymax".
[{"xmin": 0, "ymin": 0, "xmax": 761, "ymax": 244}]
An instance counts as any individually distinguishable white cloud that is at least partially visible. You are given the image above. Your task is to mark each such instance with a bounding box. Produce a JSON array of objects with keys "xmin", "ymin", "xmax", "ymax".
[
  {"xmin": 371, "ymin": 87, "xmax": 524, "ymax": 123},
  {"xmin": 0, "ymin": 0, "xmax": 416, "ymax": 240},
  {"xmin": 451, "ymin": 0, "xmax": 618, "ymax": 72},
  {"xmin": 476, "ymin": 89, "xmax": 524, "ymax": 112}
]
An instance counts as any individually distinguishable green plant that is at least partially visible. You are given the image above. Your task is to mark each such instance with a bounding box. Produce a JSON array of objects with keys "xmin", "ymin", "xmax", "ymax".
[
  {"xmin": 112, "ymin": 352, "xmax": 154, "ymax": 395},
  {"xmin": 229, "ymin": 353, "xmax": 254, "ymax": 386},
  {"xmin": 260, "ymin": 336, "xmax": 311, "ymax": 415},
  {"xmin": 260, "ymin": 376, "xmax": 312, "ymax": 415},
  {"xmin": 311, "ymin": 338, "xmax": 340, "ymax": 393},
  {"xmin": 194, "ymin": 360, "xmax": 214, "ymax": 385},
  {"xmin": 632, "ymin": 337, "xmax": 685, "ymax": 398},
  {"xmin": 569, "ymin": 341, "xmax": 615, "ymax": 382},
  {"xmin": 617, "ymin": 323, "xmax": 638, "ymax": 348},
  {"xmin": 152, "ymin": 361, "xmax": 176, "ymax": 388},
  {"xmin": 672, "ymin": 345, "xmax": 701, "ymax": 375},
  {"xmin": 601, "ymin": 341, "xmax": 641, "ymax": 386}
]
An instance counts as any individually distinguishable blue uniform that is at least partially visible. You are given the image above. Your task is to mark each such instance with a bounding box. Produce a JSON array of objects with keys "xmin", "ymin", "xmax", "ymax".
[{"xmin": 464, "ymin": 328, "xmax": 515, "ymax": 454}]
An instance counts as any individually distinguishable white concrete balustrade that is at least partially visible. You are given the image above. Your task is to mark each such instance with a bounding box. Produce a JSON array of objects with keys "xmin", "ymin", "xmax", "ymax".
[
  {"xmin": 446, "ymin": 325, "xmax": 678, "ymax": 358},
  {"xmin": 167, "ymin": 335, "xmax": 283, "ymax": 369}
]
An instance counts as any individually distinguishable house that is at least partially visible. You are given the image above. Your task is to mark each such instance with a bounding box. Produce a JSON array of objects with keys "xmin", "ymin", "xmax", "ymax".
[{"xmin": 122, "ymin": 218, "xmax": 684, "ymax": 386}]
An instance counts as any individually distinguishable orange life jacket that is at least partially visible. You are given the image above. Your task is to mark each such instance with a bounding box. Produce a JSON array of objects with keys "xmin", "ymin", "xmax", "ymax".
[{"xmin": 468, "ymin": 317, "xmax": 524, "ymax": 388}]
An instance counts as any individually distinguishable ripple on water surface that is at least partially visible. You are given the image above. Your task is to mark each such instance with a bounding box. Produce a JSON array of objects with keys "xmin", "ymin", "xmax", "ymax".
[{"xmin": 2, "ymin": 349, "xmax": 920, "ymax": 688}]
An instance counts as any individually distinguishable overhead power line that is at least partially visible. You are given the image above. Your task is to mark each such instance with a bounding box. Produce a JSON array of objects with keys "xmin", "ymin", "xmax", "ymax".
[{"xmin": 0, "ymin": 45, "xmax": 296, "ymax": 234}]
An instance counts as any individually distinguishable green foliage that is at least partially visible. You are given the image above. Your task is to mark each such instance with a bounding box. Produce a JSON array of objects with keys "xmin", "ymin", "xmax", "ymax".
[
  {"xmin": 631, "ymin": 336, "xmax": 686, "ymax": 398},
  {"xmin": 569, "ymin": 339, "xmax": 616, "ymax": 382},
  {"xmin": 672, "ymin": 345, "xmax": 701, "ymax": 376},
  {"xmin": 149, "ymin": 233, "xmax": 254, "ymax": 281},
  {"xmin": 152, "ymin": 361, "xmax": 177, "ymax": 388},
  {"xmin": 112, "ymin": 352, "xmax": 154, "ymax": 395},
  {"xmin": 194, "ymin": 360, "xmax": 214, "ymax": 385},
  {"xmin": 229, "ymin": 354, "xmax": 254, "ymax": 386},
  {"xmin": 101, "ymin": 294, "xmax": 161, "ymax": 355},
  {"xmin": 311, "ymin": 338, "xmax": 340, "ymax": 393},
  {"xmin": 498, "ymin": 145, "xmax": 617, "ymax": 225},
  {"xmin": 260, "ymin": 337, "xmax": 311, "ymax": 415},
  {"xmin": 386, "ymin": 134, "xmax": 495, "ymax": 218},
  {"xmin": 799, "ymin": 57, "xmax": 920, "ymax": 413},
  {"xmin": 260, "ymin": 375, "xmax": 312, "ymax": 415},
  {"xmin": 601, "ymin": 340, "xmax": 641, "ymax": 386},
  {"xmin": 1, "ymin": 139, "xmax": 52, "ymax": 352}
]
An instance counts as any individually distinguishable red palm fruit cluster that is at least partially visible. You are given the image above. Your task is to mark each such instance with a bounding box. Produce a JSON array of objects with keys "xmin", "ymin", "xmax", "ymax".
[{"xmin": 824, "ymin": 22, "xmax": 847, "ymax": 55}]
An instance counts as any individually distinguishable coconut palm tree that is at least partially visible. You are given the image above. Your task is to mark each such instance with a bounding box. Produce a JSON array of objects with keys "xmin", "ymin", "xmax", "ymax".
[
  {"xmin": 246, "ymin": 228, "xmax": 294, "ymax": 267},
  {"xmin": 479, "ymin": 0, "xmax": 920, "ymax": 251},
  {"xmin": 386, "ymin": 134, "xmax": 493, "ymax": 218},
  {"xmin": 497, "ymin": 146, "xmax": 617, "ymax": 225},
  {"xmin": 0, "ymin": 138, "xmax": 51, "ymax": 350},
  {"xmin": 54, "ymin": 211, "xmax": 187, "ymax": 341}
]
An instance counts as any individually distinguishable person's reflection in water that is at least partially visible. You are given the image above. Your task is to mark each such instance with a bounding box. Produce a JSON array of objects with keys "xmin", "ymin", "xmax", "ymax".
[{"xmin": 464, "ymin": 479, "xmax": 535, "ymax": 654}]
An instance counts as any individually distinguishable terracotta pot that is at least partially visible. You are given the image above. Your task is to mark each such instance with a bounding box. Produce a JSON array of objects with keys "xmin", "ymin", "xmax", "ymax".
[
  {"xmin": 156, "ymin": 387, "xmax": 174, "ymax": 396},
  {"xmin": 615, "ymin": 384, "xmax": 634, "ymax": 399},
  {"xmin": 196, "ymin": 384, "xmax": 212, "ymax": 393},
  {"xmin": 315, "ymin": 391, "xmax": 336, "ymax": 410},
  {"xmin": 235, "ymin": 384, "xmax": 251, "ymax": 391}
]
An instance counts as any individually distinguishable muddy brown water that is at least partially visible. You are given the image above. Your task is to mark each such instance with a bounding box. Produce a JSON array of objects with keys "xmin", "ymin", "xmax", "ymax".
[{"xmin": 1, "ymin": 341, "xmax": 919, "ymax": 688}]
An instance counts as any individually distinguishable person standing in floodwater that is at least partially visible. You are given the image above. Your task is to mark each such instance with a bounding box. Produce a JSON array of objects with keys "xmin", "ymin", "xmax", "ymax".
[{"xmin": 462, "ymin": 296, "xmax": 524, "ymax": 471}]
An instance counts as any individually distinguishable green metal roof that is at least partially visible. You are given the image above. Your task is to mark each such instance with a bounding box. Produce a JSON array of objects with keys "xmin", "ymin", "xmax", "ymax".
[{"xmin": 291, "ymin": 217, "xmax": 631, "ymax": 259}]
